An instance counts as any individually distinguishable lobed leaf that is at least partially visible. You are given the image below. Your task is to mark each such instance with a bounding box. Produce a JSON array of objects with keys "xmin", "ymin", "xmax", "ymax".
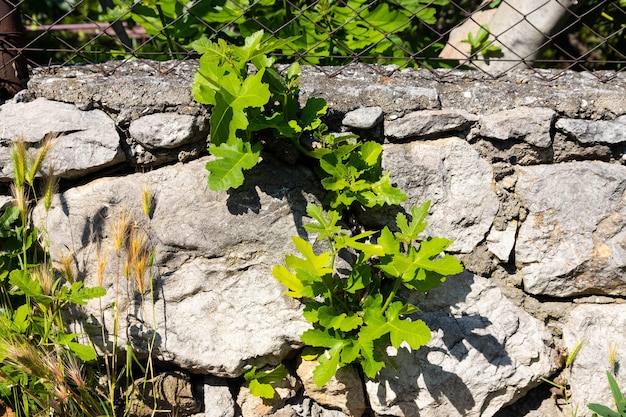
[
  {"xmin": 212, "ymin": 68, "xmax": 271, "ymax": 145},
  {"xmin": 317, "ymin": 306, "xmax": 363, "ymax": 332},
  {"xmin": 288, "ymin": 236, "xmax": 332, "ymax": 275},
  {"xmin": 301, "ymin": 328, "xmax": 344, "ymax": 350},
  {"xmin": 385, "ymin": 302, "xmax": 431, "ymax": 349},
  {"xmin": 395, "ymin": 201, "xmax": 430, "ymax": 243},
  {"xmin": 206, "ymin": 139, "xmax": 261, "ymax": 191},
  {"xmin": 304, "ymin": 203, "xmax": 342, "ymax": 240},
  {"xmin": 412, "ymin": 238, "xmax": 463, "ymax": 276},
  {"xmin": 344, "ymin": 262, "xmax": 372, "ymax": 294},
  {"xmin": 8, "ymin": 269, "xmax": 43, "ymax": 299},
  {"xmin": 68, "ymin": 282, "xmax": 107, "ymax": 305},
  {"xmin": 357, "ymin": 141, "xmax": 382, "ymax": 168},
  {"xmin": 272, "ymin": 265, "xmax": 305, "ymax": 298},
  {"xmin": 358, "ymin": 339, "xmax": 386, "ymax": 378},
  {"xmin": 312, "ymin": 344, "xmax": 343, "ymax": 387}
]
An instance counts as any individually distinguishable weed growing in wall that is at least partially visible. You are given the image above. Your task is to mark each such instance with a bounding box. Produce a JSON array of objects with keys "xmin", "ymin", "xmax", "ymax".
[
  {"xmin": 0, "ymin": 139, "xmax": 108, "ymax": 416},
  {"xmin": 192, "ymin": 30, "xmax": 463, "ymax": 392},
  {"xmin": 274, "ymin": 202, "xmax": 462, "ymax": 386},
  {"xmin": 0, "ymin": 139, "xmax": 160, "ymax": 416}
]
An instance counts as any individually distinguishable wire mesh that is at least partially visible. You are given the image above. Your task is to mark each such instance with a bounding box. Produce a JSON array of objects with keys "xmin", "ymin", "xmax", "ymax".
[{"xmin": 0, "ymin": 0, "xmax": 625, "ymax": 86}]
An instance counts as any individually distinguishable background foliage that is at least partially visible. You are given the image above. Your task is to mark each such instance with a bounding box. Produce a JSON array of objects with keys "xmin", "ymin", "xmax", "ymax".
[{"xmin": 16, "ymin": 0, "xmax": 626, "ymax": 72}]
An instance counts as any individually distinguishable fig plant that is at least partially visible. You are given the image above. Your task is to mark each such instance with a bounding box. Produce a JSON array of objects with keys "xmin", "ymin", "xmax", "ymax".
[
  {"xmin": 274, "ymin": 202, "xmax": 462, "ymax": 386},
  {"xmin": 192, "ymin": 30, "xmax": 462, "ymax": 392}
]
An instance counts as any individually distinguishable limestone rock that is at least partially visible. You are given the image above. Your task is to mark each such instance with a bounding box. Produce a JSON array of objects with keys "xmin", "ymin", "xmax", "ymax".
[
  {"xmin": 363, "ymin": 138, "xmax": 499, "ymax": 253},
  {"xmin": 556, "ymin": 118, "xmax": 626, "ymax": 144},
  {"xmin": 202, "ymin": 376, "xmax": 236, "ymax": 417},
  {"xmin": 367, "ymin": 273, "xmax": 557, "ymax": 417},
  {"xmin": 487, "ymin": 221, "xmax": 518, "ymax": 262},
  {"xmin": 562, "ymin": 303, "xmax": 626, "ymax": 417},
  {"xmin": 473, "ymin": 138, "xmax": 554, "ymax": 165},
  {"xmin": 552, "ymin": 132, "xmax": 612, "ymax": 163},
  {"xmin": 479, "ymin": 107, "xmax": 555, "ymax": 147},
  {"xmin": 0, "ymin": 98, "xmax": 124, "ymax": 180},
  {"xmin": 385, "ymin": 109, "xmax": 479, "ymax": 141},
  {"xmin": 515, "ymin": 161, "xmax": 626, "ymax": 297},
  {"xmin": 127, "ymin": 371, "xmax": 200, "ymax": 417},
  {"xmin": 296, "ymin": 360, "xmax": 366, "ymax": 417},
  {"xmin": 35, "ymin": 156, "xmax": 319, "ymax": 376},
  {"xmin": 359, "ymin": 85, "xmax": 439, "ymax": 113},
  {"xmin": 341, "ymin": 106, "xmax": 383, "ymax": 130},
  {"xmin": 27, "ymin": 61, "xmax": 200, "ymax": 118},
  {"xmin": 129, "ymin": 113, "xmax": 209, "ymax": 149},
  {"xmin": 284, "ymin": 398, "xmax": 346, "ymax": 417}
]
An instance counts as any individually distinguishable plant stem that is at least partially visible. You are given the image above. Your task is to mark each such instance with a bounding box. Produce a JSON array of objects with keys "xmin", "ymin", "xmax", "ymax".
[{"xmin": 381, "ymin": 278, "xmax": 402, "ymax": 315}]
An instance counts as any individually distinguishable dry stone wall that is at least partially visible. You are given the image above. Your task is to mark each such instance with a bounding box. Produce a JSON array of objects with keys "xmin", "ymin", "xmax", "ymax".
[{"xmin": 2, "ymin": 61, "xmax": 626, "ymax": 417}]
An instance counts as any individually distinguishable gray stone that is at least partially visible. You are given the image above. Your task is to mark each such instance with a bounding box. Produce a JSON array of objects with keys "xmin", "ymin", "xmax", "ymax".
[
  {"xmin": 479, "ymin": 107, "xmax": 555, "ymax": 147},
  {"xmin": 364, "ymin": 138, "xmax": 499, "ymax": 253},
  {"xmin": 473, "ymin": 138, "xmax": 554, "ymax": 165},
  {"xmin": 359, "ymin": 85, "xmax": 440, "ymax": 114},
  {"xmin": 515, "ymin": 162, "xmax": 626, "ymax": 297},
  {"xmin": 203, "ymin": 376, "xmax": 236, "ymax": 417},
  {"xmin": 341, "ymin": 106, "xmax": 383, "ymax": 130},
  {"xmin": 129, "ymin": 113, "xmax": 209, "ymax": 149},
  {"xmin": 556, "ymin": 118, "xmax": 626, "ymax": 144},
  {"xmin": 562, "ymin": 303, "xmax": 626, "ymax": 417},
  {"xmin": 487, "ymin": 221, "xmax": 518, "ymax": 262},
  {"xmin": 384, "ymin": 109, "xmax": 479, "ymax": 141},
  {"xmin": 27, "ymin": 60, "xmax": 201, "ymax": 118},
  {"xmin": 286, "ymin": 398, "xmax": 346, "ymax": 417},
  {"xmin": 552, "ymin": 132, "xmax": 612, "ymax": 163},
  {"xmin": 0, "ymin": 98, "xmax": 124, "ymax": 180},
  {"xmin": 366, "ymin": 273, "xmax": 557, "ymax": 417},
  {"xmin": 35, "ymin": 156, "xmax": 319, "ymax": 377}
]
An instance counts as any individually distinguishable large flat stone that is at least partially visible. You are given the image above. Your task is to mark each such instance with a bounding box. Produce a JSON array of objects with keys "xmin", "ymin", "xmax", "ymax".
[
  {"xmin": 362, "ymin": 138, "xmax": 499, "ymax": 254},
  {"xmin": 367, "ymin": 273, "xmax": 557, "ymax": 417},
  {"xmin": 0, "ymin": 98, "xmax": 124, "ymax": 180},
  {"xmin": 35, "ymin": 156, "xmax": 321, "ymax": 376},
  {"xmin": 479, "ymin": 107, "xmax": 555, "ymax": 148},
  {"xmin": 556, "ymin": 118, "xmax": 626, "ymax": 145},
  {"xmin": 385, "ymin": 109, "xmax": 479, "ymax": 141},
  {"xmin": 515, "ymin": 161, "xmax": 626, "ymax": 297}
]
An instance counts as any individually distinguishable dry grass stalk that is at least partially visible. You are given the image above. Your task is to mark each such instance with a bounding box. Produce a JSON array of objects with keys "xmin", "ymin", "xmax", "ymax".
[
  {"xmin": 58, "ymin": 252, "xmax": 76, "ymax": 284},
  {"xmin": 26, "ymin": 136, "xmax": 53, "ymax": 186}
]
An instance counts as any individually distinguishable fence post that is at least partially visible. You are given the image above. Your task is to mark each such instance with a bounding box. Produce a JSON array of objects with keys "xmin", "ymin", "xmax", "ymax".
[{"xmin": 0, "ymin": 0, "xmax": 27, "ymax": 99}]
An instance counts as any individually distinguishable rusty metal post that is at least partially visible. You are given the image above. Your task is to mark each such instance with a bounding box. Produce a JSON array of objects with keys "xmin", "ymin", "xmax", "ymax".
[{"xmin": 0, "ymin": 0, "xmax": 27, "ymax": 99}]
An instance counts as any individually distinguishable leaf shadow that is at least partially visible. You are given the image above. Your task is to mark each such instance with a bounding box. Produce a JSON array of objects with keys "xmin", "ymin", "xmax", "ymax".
[
  {"xmin": 374, "ymin": 345, "xmax": 475, "ymax": 417},
  {"xmin": 225, "ymin": 153, "xmax": 326, "ymax": 239},
  {"xmin": 374, "ymin": 271, "xmax": 513, "ymax": 415}
]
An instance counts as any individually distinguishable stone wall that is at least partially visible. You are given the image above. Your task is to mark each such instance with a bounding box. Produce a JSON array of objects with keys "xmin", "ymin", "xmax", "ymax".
[{"xmin": 1, "ymin": 61, "xmax": 626, "ymax": 417}]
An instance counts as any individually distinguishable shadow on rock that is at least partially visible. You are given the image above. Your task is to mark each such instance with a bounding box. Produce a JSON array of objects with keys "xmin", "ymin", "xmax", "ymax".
[
  {"xmin": 225, "ymin": 153, "xmax": 325, "ymax": 239},
  {"xmin": 370, "ymin": 272, "xmax": 517, "ymax": 416}
]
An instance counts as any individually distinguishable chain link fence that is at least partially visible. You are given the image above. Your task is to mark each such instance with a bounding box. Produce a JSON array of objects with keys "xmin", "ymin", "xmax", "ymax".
[{"xmin": 1, "ymin": 0, "xmax": 625, "ymax": 96}]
